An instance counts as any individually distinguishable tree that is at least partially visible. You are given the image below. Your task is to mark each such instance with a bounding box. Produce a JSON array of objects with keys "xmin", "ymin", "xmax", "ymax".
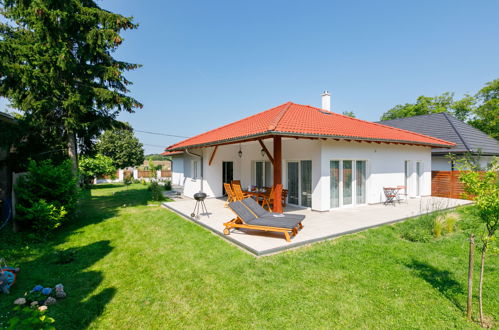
[
  {"xmin": 472, "ymin": 79, "xmax": 499, "ymax": 139},
  {"xmin": 0, "ymin": 0, "xmax": 142, "ymax": 175},
  {"xmin": 96, "ymin": 127, "xmax": 144, "ymax": 169},
  {"xmin": 342, "ymin": 111, "xmax": 356, "ymax": 118},
  {"xmin": 379, "ymin": 79, "xmax": 498, "ymax": 139},
  {"xmin": 454, "ymin": 156, "xmax": 498, "ymax": 325},
  {"xmin": 380, "ymin": 93, "xmax": 456, "ymax": 121},
  {"xmin": 79, "ymin": 154, "xmax": 116, "ymax": 185}
]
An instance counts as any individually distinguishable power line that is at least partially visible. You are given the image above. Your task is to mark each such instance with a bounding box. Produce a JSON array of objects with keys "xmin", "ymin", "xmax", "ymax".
[
  {"xmin": 135, "ymin": 129, "xmax": 190, "ymax": 138},
  {"xmin": 142, "ymin": 143, "xmax": 168, "ymax": 148}
]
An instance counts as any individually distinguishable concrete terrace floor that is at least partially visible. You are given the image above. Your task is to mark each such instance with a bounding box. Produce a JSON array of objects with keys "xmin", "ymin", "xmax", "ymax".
[{"xmin": 162, "ymin": 196, "xmax": 471, "ymax": 256}]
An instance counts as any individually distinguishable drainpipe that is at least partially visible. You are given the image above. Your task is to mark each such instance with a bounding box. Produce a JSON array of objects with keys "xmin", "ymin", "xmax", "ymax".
[{"xmin": 185, "ymin": 149, "xmax": 203, "ymax": 192}]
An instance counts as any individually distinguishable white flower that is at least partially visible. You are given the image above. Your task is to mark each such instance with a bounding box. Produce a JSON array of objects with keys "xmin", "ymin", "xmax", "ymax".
[
  {"xmin": 13, "ymin": 298, "xmax": 26, "ymax": 305},
  {"xmin": 38, "ymin": 305, "xmax": 48, "ymax": 312}
]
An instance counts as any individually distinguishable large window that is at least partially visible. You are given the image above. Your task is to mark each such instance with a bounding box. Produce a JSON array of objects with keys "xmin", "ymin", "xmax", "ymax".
[
  {"xmin": 253, "ymin": 161, "xmax": 272, "ymax": 188},
  {"xmin": 343, "ymin": 160, "xmax": 353, "ymax": 205},
  {"xmin": 330, "ymin": 160, "xmax": 367, "ymax": 208},
  {"xmin": 356, "ymin": 161, "xmax": 366, "ymax": 204},
  {"xmin": 287, "ymin": 160, "xmax": 312, "ymax": 207},
  {"xmin": 330, "ymin": 161, "xmax": 340, "ymax": 208}
]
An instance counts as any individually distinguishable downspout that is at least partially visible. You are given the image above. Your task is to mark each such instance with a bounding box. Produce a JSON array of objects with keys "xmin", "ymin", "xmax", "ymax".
[{"xmin": 185, "ymin": 149, "xmax": 203, "ymax": 192}]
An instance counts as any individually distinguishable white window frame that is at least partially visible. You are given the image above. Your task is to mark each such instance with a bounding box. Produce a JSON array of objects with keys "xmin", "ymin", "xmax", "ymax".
[{"xmin": 329, "ymin": 159, "xmax": 369, "ymax": 210}]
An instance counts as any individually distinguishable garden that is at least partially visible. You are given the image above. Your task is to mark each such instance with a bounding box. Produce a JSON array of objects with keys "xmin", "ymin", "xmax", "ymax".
[{"xmin": 0, "ymin": 183, "xmax": 497, "ymax": 329}]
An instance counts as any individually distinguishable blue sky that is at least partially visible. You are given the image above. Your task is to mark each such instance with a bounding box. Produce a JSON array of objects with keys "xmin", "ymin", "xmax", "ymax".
[{"xmin": 4, "ymin": 1, "xmax": 499, "ymax": 154}]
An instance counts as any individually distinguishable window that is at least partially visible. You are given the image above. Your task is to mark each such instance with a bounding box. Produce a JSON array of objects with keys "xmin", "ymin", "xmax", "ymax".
[
  {"xmin": 356, "ymin": 161, "xmax": 366, "ymax": 204},
  {"xmin": 192, "ymin": 160, "xmax": 198, "ymax": 179},
  {"xmin": 253, "ymin": 161, "xmax": 272, "ymax": 187}
]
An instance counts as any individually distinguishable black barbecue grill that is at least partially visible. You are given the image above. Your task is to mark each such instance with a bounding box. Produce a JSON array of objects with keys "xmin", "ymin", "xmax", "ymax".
[{"xmin": 191, "ymin": 192, "xmax": 208, "ymax": 219}]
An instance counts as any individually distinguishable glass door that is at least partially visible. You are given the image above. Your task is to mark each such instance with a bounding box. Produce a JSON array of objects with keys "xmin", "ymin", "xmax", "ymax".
[
  {"xmin": 356, "ymin": 161, "xmax": 366, "ymax": 204},
  {"xmin": 416, "ymin": 161, "xmax": 422, "ymax": 196},
  {"xmin": 300, "ymin": 160, "xmax": 312, "ymax": 207},
  {"xmin": 343, "ymin": 160, "xmax": 353, "ymax": 205},
  {"xmin": 222, "ymin": 161, "xmax": 233, "ymax": 195},
  {"xmin": 287, "ymin": 162, "xmax": 299, "ymax": 205},
  {"xmin": 330, "ymin": 161, "xmax": 340, "ymax": 208}
]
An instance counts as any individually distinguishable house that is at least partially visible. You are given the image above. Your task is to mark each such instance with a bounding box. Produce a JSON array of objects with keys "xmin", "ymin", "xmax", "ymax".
[
  {"xmin": 164, "ymin": 93, "xmax": 454, "ymax": 212},
  {"xmin": 379, "ymin": 113, "xmax": 499, "ymax": 170},
  {"xmin": 0, "ymin": 111, "xmax": 16, "ymax": 203}
]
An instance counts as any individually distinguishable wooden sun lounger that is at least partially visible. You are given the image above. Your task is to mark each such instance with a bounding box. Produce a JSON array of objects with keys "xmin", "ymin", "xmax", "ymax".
[{"xmin": 223, "ymin": 199, "xmax": 304, "ymax": 242}]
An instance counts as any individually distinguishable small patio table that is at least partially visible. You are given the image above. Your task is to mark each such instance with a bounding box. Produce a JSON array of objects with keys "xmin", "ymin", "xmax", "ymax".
[
  {"xmin": 383, "ymin": 187, "xmax": 402, "ymax": 206},
  {"xmin": 242, "ymin": 190, "xmax": 268, "ymax": 204}
]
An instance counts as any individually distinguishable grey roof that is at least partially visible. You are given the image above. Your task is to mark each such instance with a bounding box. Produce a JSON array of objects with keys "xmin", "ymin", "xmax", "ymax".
[{"xmin": 378, "ymin": 113, "xmax": 499, "ymax": 155}]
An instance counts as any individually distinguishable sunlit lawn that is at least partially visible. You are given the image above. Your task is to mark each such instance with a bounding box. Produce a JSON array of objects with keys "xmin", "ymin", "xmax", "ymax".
[{"xmin": 0, "ymin": 184, "xmax": 496, "ymax": 329}]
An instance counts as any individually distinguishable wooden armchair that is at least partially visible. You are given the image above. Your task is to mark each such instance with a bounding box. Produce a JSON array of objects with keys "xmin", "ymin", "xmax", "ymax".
[
  {"xmin": 224, "ymin": 183, "xmax": 237, "ymax": 207},
  {"xmin": 261, "ymin": 184, "xmax": 283, "ymax": 211},
  {"xmin": 232, "ymin": 183, "xmax": 250, "ymax": 201}
]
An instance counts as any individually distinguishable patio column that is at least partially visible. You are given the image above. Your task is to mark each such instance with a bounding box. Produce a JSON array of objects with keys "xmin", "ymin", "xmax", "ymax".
[{"xmin": 273, "ymin": 136, "xmax": 283, "ymax": 213}]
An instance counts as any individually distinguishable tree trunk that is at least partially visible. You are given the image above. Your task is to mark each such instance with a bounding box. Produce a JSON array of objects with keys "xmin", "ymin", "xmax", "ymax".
[
  {"xmin": 67, "ymin": 131, "xmax": 78, "ymax": 177},
  {"xmin": 478, "ymin": 243, "xmax": 487, "ymax": 325},
  {"xmin": 466, "ymin": 234, "xmax": 475, "ymax": 320}
]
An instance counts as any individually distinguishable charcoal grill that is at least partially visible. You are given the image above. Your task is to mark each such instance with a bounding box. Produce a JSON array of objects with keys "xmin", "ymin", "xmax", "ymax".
[{"xmin": 191, "ymin": 192, "xmax": 208, "ymax": 219}]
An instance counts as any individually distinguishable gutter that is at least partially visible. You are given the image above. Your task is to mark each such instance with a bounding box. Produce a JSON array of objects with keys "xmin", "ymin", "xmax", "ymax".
[{"xmin": 185, "ymin": 148, "xmax": 203, "ymax": 192}]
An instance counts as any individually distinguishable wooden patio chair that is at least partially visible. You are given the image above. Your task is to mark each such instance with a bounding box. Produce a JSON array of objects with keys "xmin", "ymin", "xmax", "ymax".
[
  {"xmin": 261, "ymin": 184, "xmax": 282, "ymax": 211},
  {"xmin": 231, "ymin": 180, "xmax": 241, "ymax": 187},
  {"xmin": 232, "ymin": 183, "xmax": 250, "ymax": 201},
  {"xmin": 224, "ymin": 183, "xmax": 237, "ymax": 207},
  {"xmin": 223, "ymin": 199, "xmax": 304, "ymax": 242}
]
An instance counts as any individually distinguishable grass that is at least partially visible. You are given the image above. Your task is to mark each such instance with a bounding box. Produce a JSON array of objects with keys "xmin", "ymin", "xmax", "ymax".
[{"xmin": 0, "ymin": 184, "xmax": 497, "ymax": 329}]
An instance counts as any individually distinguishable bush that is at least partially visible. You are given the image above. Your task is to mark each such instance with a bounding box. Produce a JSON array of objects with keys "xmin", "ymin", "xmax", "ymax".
[
  {"xmin": 164, "ymin": 180, "xmax": 172, "ymax": 191},
  {"xmin": 15, "ymin": 160, "xmax": 78, "ymax": 231},
  {"xmin": 79, "ymin": 154, "xmax": 116, "ymax": 186},
  {"xmin": 123, "ymin": 174, "xmax": 132, "ymax": 186},
  {"xmin": 443, "ymin": 212, "xmax": 459, "ymax": 234},
  {"xmin": 148, "ymin": 181, "xmax": 164, "ymax": 201},
  {"xmin": 7, "ymin": 306, "xmax": 55, "ymax": 329},
  {"xmin": 433, "ymin": 216, "xmax": 444, "ymax": 238}
]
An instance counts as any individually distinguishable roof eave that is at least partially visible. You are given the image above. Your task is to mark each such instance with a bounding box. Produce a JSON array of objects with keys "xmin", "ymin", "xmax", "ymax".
[{"xmin": 167, "ymin": 131, "xmax": 454, "ymax": 151}]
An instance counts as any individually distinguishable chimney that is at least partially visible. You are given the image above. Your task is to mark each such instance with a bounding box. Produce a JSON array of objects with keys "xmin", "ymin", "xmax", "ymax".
[{"xmin": 321, "ymin": 91, "xmax": 331, "ymax": 111}]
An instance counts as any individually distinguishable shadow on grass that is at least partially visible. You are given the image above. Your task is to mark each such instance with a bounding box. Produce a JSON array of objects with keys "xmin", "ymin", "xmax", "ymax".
[
  {"xmin": 405, "ymin": 259, "xmax": 465, "ymax": 312},
  {"xmin": 0, "ymin": 185, "xmax": 151, "ymax": 327}
]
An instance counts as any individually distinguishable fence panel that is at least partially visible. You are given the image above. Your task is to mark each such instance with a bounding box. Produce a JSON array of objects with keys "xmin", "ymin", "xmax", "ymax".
[
  {"xmin": 161, "ymin": 170, "xmax": 172, "ymax": 178},
  {"xmin": 138, "ymin": 170, "xmax": 152, "ymax": 178},
  {"xmin": 431, "ymin": 171, "xmax": 472, "ymax": 200}
]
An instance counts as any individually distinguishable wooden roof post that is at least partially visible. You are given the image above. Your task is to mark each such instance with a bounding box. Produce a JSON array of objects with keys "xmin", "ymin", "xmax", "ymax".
[{"xmin": 273, "ymin": 136, "xmax": 283, "ymax": 213}]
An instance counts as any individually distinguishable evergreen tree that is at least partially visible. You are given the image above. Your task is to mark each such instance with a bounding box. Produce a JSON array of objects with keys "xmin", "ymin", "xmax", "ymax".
[{"xmin": 0, "ymin": 0, "xmax": 142, "ymax": 174}]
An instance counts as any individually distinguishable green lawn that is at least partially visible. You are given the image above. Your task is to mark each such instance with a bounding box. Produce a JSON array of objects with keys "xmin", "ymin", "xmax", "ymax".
[{"xmin": 0, "ymin": 184, "xmax": 497, "ymax": 329}]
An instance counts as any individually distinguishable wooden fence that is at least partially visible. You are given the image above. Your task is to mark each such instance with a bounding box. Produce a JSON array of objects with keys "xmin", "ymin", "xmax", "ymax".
[
  {"xmin": 431, "ymin": 171, "xmax": 473, "ymax": 199},
  {"xmin": 161, "ymin": 170, "xmax": 172, "ymax": 178}
]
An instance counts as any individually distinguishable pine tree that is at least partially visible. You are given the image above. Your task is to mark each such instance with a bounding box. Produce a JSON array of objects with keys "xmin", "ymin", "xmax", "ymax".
[{"xmin": 0, "ymin": 0, "xmax": 142, "ymax": 175}]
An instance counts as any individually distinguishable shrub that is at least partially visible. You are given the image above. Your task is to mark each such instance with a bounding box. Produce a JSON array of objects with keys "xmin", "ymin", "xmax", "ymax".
[
  {"xmin": 123, "ymin": 174, "xmax": 133, "ymax": 186},
  {"xmin": 443, "ymin": 212, "xmax": 459, "ymax": 234},
  {"xmin": 164, "ymin": 180, "xmax": 172, "ymax": 191},
  {"xmin": 148, "ymin": 181, "xmax": 164, "ymax": 201},
  {"xmin": 15, "ymin": 160, "xmax": 78, "ymax": 231},
  {"xmin": 400, "ymin": 227, "xmax": 432, "ymax": 243},
  {"xmin": 79, "ymin": 154, "xmax": 116, "ymax": 186},
  {"xmin": 433, "ymin": 216, "xmax": 444, "ymax": 238},
  {"xmin": 8, "ymin": 306, "xmax": 55, "ymax": 329}
]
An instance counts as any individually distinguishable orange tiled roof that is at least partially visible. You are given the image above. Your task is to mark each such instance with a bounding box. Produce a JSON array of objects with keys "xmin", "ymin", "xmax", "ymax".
[
  {"xmin": 167, "ymin": 102, "xmax": 455, "ymax": 151},
  {"xmin": 161, "ymin": 150, "xmax": 183, "ymax": 156}
]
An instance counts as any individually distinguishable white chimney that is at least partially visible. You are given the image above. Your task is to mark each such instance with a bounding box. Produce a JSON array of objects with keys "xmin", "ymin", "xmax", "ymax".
[{"xmin": 321, "ymin": 91, "xmax": 331, "ymax": 111}]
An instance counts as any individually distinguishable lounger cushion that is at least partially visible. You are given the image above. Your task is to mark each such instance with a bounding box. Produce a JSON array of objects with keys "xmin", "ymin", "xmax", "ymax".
[
  {"xmin": 228, "ymin": 201, "xmax": 256, "ymax": 223},
  {"xmin": 247, "ymin": 216, "xmax": 302, "ymax": 229},
  {"xmin": 242, "ymin": 198, "xmax": 305, "ymax": 221}
]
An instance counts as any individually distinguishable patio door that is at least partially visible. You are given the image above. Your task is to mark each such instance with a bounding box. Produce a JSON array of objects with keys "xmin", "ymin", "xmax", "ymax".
[
  {"xmin": 222, "ymin": 161, "xmax": 233, "ymax": 195},
  {"xmin": 287, "ymin": 160, "xmax": 312, "ymax": 207},
  {"xmin": 416, "ymin": 161, "xmax": 422, "ymax": 196},
  {"xmin": 287, "ymin": 162, "xmax": 299, "ymax": 205},
  {"xmin": 343, "ymin": 160, "xmax": 353, "ymax": 206},
  {"xmin": 330, "ymin": 161, "xmax": 340, "ymax": 208},
  {"xmin": 331, "ymin": 160, "xmax": 367, "ymax": 208}
]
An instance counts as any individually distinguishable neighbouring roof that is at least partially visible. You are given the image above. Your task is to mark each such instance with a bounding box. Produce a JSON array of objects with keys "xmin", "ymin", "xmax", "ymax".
[
  {"xmin": 379, "ymin": 113, "xmax": 499, "ymax": 155},
  {"xmin": 0, "ymin": 111, "xmax": 16, "ymax": 124},
  {"xmin": 167, "ymin": 102, "xmax": 454, "ymax": 151},
  {"xmin": 161, "ymin": 150, "xmax": 183, "ymax": 156}
]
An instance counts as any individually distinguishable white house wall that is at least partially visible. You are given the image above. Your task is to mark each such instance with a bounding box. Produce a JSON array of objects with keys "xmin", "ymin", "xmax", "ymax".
[
  {"xmin": 174, "ymin": 139, "xmax": 432, "ymax": 212},
  {"xmin": 171, "ymin": 155, "xmax": 185, "ymax": 186}
]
